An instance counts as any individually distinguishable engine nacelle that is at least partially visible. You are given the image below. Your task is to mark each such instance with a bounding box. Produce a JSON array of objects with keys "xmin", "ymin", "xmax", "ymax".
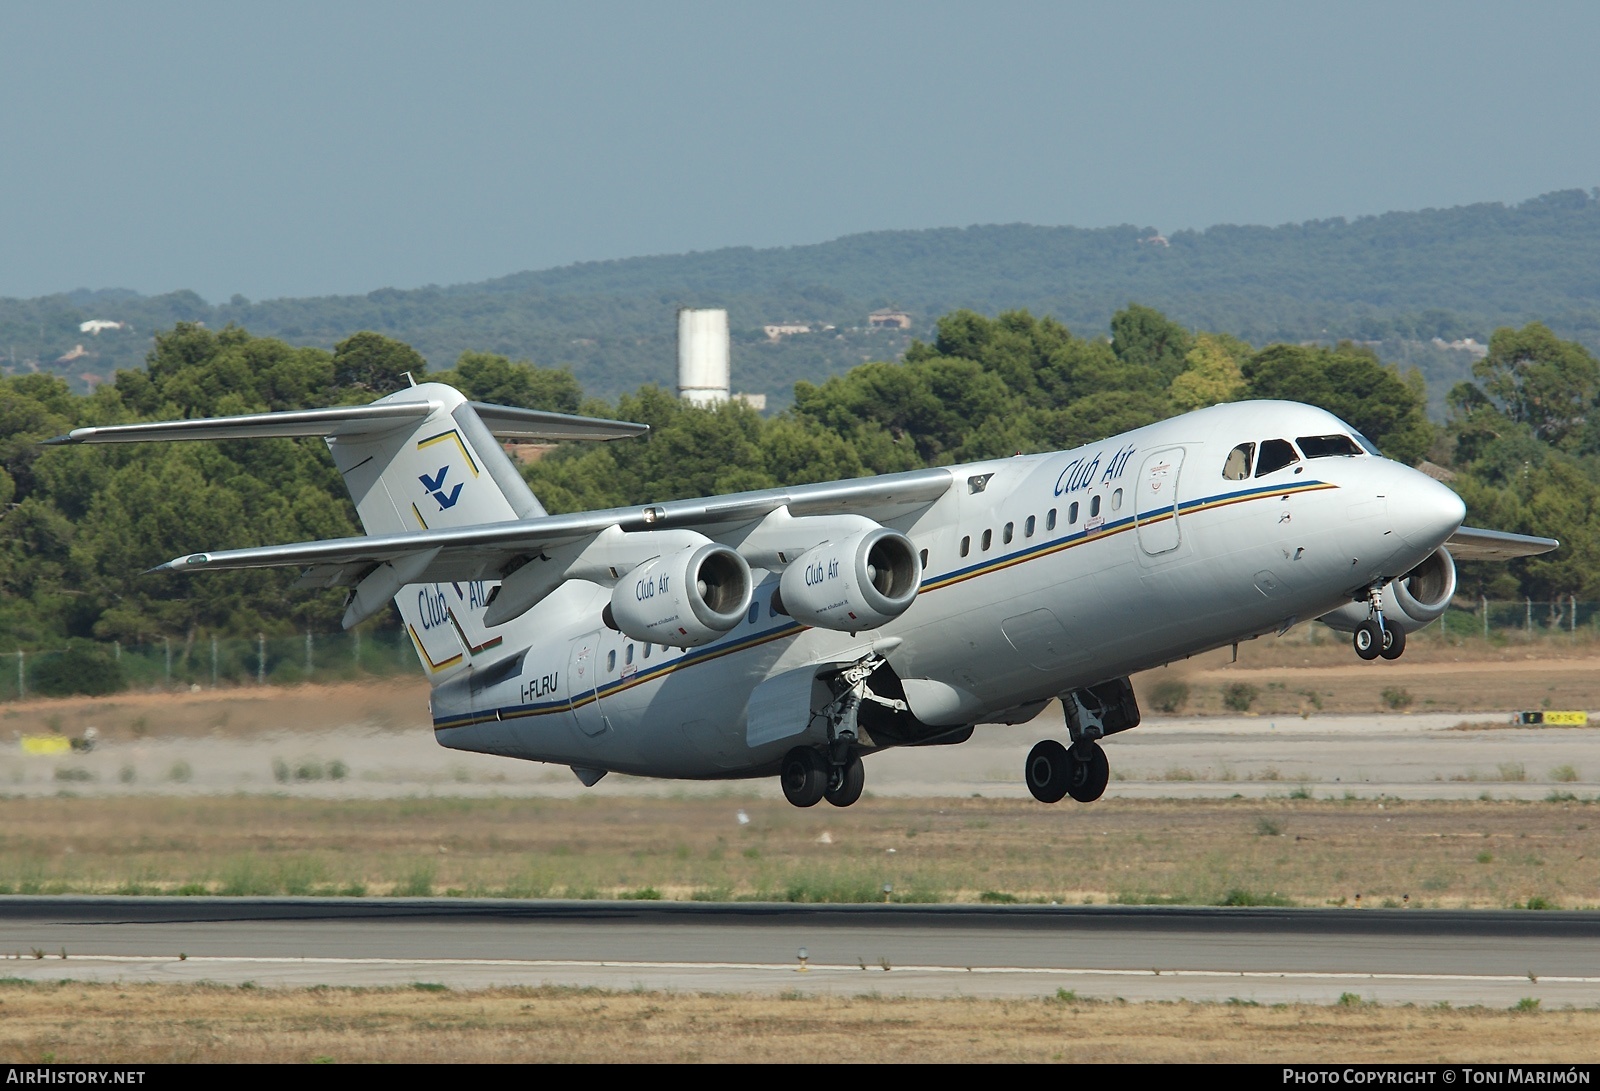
[
  {"xmin": 605, "ymin": 543, "xmax": 753, "ymax": 647},
  {"xmin": 1318, "ymin": 545, "xmax": 1458, "ymax": 634},
  {"xmin": 776, "ymin": 527, "xmax": 920, "ymax": 632}
]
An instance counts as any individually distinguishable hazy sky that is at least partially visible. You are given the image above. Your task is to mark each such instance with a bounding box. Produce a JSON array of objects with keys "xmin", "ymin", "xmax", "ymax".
[{"xmin": 3, "ymin": 1, "xmax": 1597, "ymax": 302}]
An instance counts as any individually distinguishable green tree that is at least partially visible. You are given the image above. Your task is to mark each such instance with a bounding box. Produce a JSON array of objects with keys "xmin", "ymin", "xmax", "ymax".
[
  {"xmin": 1169, "ymin": 333, "xmax": 1249, "ymax": 412},
  {"xmin": 430, "ymin": 351, "xmax": 583, "ymax": 412},
  {"xmin": 1465, "ymin": 322, "xmax": 1600, "ymax": 449},
  {"xmin": 331, "ymin": 331, "xmax": 427, "ymax": 395},
  {"xmin": 1111, "ymin": 303, "xmax": 1194, "ymax": 384}
]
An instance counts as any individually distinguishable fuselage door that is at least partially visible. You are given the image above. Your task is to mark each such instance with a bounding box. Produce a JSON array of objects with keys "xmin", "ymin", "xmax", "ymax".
[
  {"xmin": 567, "ymin": 631, "xmax": 611, "ymax": 737},
  {"xmin": 1135, "ymin": 447, "xmax": 1186, "ymax": 555}
]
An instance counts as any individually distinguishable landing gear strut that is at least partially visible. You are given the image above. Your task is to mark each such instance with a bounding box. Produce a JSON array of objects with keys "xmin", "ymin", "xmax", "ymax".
[
  {"xmin": 779, "ymin": 654, "xmax": 903, "ymax": 809},
  {"xmin": 1352, "ymin": 584, "xmax": 1407, "ymax": 661}
]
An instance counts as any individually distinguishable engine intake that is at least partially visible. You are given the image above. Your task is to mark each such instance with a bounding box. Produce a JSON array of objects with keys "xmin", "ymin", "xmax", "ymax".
[
  {"xmin": 776, "ymin": 527, "xmax": 920, "ymax": 632},
  {"xmin": 606, "ymin": 543, "xmax": 753, "ymax": 647},
  {"xmin": 1318, "ymin": 545, "xmax": 1458, "ymax": 634}
]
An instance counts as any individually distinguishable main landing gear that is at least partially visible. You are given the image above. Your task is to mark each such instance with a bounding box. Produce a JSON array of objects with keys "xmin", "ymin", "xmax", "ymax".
[
  {"xmin": 1026, "ymin": 677, "xmax": 1140, "ymax": 805},
  {"xmin": 1352, "ymin": 584, "xmax": 1406, "ymax": 662},
  {"xmin": 780, "ymin": 653, "xmax": 899, "ymax": 808}
]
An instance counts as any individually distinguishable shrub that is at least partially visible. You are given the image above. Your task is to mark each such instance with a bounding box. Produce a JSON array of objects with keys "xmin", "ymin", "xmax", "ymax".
[
  {"xmin": 1222, "ymin": 683, "xmax": 1259, "ymax": 712},
  {"xmin": 1381, "ymin": 686, "xmax": 1413, "ymax": 710},
  {"xmin": 29, "ymin": 643, "xmax": 126, "ymax": 698},
  {"xmin": 1147, "ymin": 679, "xmax": 1189, "ymax": 714}
]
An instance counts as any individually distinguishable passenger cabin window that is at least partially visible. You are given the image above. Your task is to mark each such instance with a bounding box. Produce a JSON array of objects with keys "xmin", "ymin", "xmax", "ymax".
[
  {"xmin": 625, "ymin": 644, "xmax": 634, "ymax": 665},
  {"xmin": 1025, "ymin": 515, "xmax": 1036, "ymax": 538},
  {"xmin": 1089, "ymin": 495, "xmax": 1101, "ymax": 518},
  {"xmin": 1296, "ymin": 434, "xmax": 1363, "ymax": 458},
  {"xmin": 746, "ymin": 602, "xmax": 759, "ymax": 625},
  {"xmin": 643, "ymin": 643, "xmax": 652, "ymax": 660},
  {"xmin": 960, "ymin": 536, "xmax": 971, "ymax": 557},
  {"xmin": 1046, "ymin": 509, "xmax": 1057, "ymax": 531},
  {"xmin": 607, "ymin": 650, "xmax": 617, "ymax": 672},
  {"xmin": 1255, "ymin": 438, "xmax": 1300, "ymax": 476},
  {"xmin": 919, "ymin": 548, "xmax": 928, "ymax": 569},
  {"xmin": 1003, "ymin": 522, "xmax": 1014, "ymax": 544},
  {"xmin": 1067, "ymin": 501, "xmax": 1079, "ymax": 524},
  {"xmin": 981, "ymin": 529, "xmax": 992, "ymax": 551},
  {"xmin": 1111, "ymin": 488, "xmax": 1123, "ymax": 512},
  {"xmin": 1223, "ymin": 442, "xmax": 1255, "ymax": 480}
]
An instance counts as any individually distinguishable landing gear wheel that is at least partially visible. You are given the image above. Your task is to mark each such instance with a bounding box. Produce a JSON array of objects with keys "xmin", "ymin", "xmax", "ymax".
[
  {"xmin": 1066, "ymin": 741, "xmax": 1110, "ymax": 803},
  {"xmin": 1025, "ymin": 739, "xmax": 1071, "ymax": 803},
  {"xmin": 1353, "ymin": 619, "xmax": 1384, "ymax": 661},
  {"xmin": 780, "ymin": 746, "xmax": 828, "ymax": 808},
  {"xmin": 1379, "ymin": 624, "xmax": 1407, "ymax": 660},
  {"xmin": 825, "ymin": 755, "xmax": 865, "ymax": 808}
]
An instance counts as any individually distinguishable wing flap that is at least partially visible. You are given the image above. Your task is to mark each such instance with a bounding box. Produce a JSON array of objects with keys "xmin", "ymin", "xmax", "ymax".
[{"xmin": 1446, "ymin": 526, "xmax": 1560, "ymax": 561}]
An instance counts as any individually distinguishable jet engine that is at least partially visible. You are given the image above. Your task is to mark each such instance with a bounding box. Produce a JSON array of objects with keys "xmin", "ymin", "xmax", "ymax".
[
  {"xmin": 775, "ymin": 527, "xmax": 920, "ymax": 632},
  {"xmin": 605, "ymin": 543, "xmax": 753, "ymax": 647},
  {"xmin": 1318, "ymin": 545, "xmax": 1458, "ymax": 634}
]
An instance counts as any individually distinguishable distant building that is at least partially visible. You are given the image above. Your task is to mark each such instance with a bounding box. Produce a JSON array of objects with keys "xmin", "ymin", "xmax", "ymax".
[
  {"xmin": 1139, "ymin": 234, "xmax": 1170, "ymax": 247},
  {"xmin": 763, "ymin": 323, "xmax": 812, "ymax": 341},
  {"xmin": 732, "ymin": 392, "xmax": 767, "ymax": 411},
  {"xmin": 869, "ymin": 309, "xmax": 911, "ymax": 330},
  {"xmin": 56, "ymin": 344, "xmax": 89, "ymax": 364},
  {"xmin": 78, "ymin": 320, "xmax": 124, "ymax": 335},
  {"xmin": 1432, "ymin": 337, "xmax": 1489, "ymax": 360}
]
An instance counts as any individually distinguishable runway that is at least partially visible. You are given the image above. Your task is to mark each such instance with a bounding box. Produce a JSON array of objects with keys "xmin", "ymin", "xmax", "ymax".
[{"xmin": 2, "ymin": 897, "xmax": 1597, "ymax": 1006}]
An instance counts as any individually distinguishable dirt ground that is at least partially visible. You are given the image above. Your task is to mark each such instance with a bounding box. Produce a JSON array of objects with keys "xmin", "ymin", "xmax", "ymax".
[{"xmin": 0, "ymin": 981, "xmax": 1593, "ymax": 1063}]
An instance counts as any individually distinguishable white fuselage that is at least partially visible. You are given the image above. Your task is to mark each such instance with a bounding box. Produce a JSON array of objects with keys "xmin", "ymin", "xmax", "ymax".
[{"xmin": 427, "ymin": 400, "xmax": 1466, "ymax": 779}]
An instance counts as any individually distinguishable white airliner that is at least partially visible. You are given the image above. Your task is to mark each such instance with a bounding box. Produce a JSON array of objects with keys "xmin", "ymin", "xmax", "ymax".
[{"xmin": 51, "ymin": 384, "xmax": 1555, "ymax": 807}]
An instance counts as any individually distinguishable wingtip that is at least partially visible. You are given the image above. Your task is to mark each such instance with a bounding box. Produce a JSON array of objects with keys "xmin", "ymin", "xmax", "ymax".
[{"xmin": 41, "ymin": 432, "xmax": 77, "ymax": 446}]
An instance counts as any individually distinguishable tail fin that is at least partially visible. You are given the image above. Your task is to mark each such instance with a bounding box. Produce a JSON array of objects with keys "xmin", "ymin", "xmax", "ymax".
[
  {"xmin": 51, "ymin": 383, "xmax": 647, "ymax": 677},
  {"xmin": 327, "ymin": 383, "xmax": 544, "ymax": 535}
]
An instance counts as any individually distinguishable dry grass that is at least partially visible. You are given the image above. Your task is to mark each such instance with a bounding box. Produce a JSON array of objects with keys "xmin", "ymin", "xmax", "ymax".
[
  {"xmin": 0, "ymin": 795, "xmax": 1594, "ymax": 909},
  {"xmin": 0, "ymin": 981, "xmax": 1594, "ymax": 1063}
]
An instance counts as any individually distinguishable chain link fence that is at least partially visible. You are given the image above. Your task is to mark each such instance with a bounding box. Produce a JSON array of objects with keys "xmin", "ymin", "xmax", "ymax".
[{"xmin": 0, "ymin": 629, "xmax": 418, "ymax": 702}]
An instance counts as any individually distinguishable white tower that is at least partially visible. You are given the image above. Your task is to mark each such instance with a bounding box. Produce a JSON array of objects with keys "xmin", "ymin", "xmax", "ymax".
[{"xmin": 677, "ymin": 308, "xmax": 730, "ymax": 407}]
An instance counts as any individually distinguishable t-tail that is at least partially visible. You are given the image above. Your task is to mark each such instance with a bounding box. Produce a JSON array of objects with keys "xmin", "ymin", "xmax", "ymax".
[{"xmin": 48, "ymin": 382, "xmax": 646, "ymax": 678}]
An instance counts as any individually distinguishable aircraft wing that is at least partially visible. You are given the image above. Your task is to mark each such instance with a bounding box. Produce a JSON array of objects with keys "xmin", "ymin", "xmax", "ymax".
[
  {"xmin": 156, "ymin": 467, "xmax": 956, "ymax": 588},
  {"xmin": 1446, "ymin": 526, "xmax": 1560, "ymax": 561}
]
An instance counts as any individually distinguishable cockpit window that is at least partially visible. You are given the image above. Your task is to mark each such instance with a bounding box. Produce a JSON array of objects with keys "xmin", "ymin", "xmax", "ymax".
[
  {"xmin": 1296, "ymin": 434, "xmax": 1363, "ymax": 458},
  {"xmin": 1223, "ymin": 442, "xmax": 1254, "ymax": 481},
  {"xmin": 1352, "ymin": 431, "xmax": 1381, "ymax": 456},
  {"xmin": 1255, "ymin": 438, "xmax": 1300, "ymax": 476}
]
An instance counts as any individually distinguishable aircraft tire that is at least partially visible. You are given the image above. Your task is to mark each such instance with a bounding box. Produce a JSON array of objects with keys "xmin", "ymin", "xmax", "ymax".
[
  {"xmin": 1066, "ymin": 741, "xmax": 1110, "ymax": 803},
  {"xmin": 1379, "ymin": 624, "xmax": 1407, "ymax": 660},
  {"xmin": 825, "ymin": 755, "xmax": 866, "ymax": 808},
  {"xmin": 1025, "ymin": 740, "xmax": 1071, "ymax": 804},
  {"xmin": 780, "ymin": 746, "xmax": 828, "ymax": 808},
  {"xmin": 1353, "ymin": 619, "xmax": 1384, "ymax": 660}
]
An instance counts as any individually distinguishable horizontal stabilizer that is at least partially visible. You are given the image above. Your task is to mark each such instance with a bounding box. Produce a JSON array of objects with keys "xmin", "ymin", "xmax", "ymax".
[
  {"xmin": 47, "ymin": 403, "xmax": 432, "ymax": 444},
  {"xmin": 1446, "ymin": 526, "xmax": 1560, "ymax": 561},
  {"xmin": 471, "ymin": 403, "xmax": 647, "ymax": 442},
  {"xmin": 47, "ymin": 400, "xmax": 647, "ymax": 446}
]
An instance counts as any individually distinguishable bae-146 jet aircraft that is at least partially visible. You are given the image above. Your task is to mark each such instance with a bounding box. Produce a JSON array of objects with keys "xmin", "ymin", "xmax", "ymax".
[{"xmin": 51, "ymin": 384, "xmax": 1556, "ymax": 807}]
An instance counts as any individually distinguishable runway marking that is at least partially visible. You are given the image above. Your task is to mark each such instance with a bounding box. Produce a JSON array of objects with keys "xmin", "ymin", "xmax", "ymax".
[{"xmin": 32, "ymin": 955, "xmax": 1600, "ymax": 985}]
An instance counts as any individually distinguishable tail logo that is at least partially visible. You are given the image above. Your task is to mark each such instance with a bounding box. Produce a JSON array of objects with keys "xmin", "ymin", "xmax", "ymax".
[{"xmin": 420, "ymin": 466, "xmax": 463, "ymax": 510}]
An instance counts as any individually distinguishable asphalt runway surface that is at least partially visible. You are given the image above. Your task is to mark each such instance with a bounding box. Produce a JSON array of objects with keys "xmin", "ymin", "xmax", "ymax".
[{"xmin": 2, "ymin": 897, "xmax": 1597, "ymax": 1006}]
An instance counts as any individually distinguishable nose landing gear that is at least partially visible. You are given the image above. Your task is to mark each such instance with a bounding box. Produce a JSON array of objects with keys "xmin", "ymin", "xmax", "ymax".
[{"xmin": 1352, "ymin": 584, "xmax": 1407, "ymax": 661}]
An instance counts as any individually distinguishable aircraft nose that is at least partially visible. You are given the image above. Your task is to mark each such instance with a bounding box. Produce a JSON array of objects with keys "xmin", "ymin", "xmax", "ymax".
[{"xmin": 1396, "ymin": 469, "xmax": 1466, "ymax": 550}]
